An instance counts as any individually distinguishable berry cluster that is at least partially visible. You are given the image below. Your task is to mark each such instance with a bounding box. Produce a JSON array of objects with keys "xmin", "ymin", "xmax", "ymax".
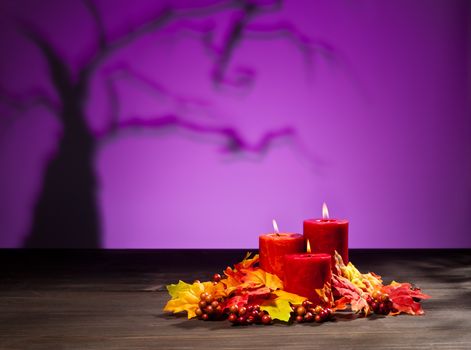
[
  {"xmin": 195, "ymin": 292, "xmax": 225, "ymax": 321},
  {"xmin": 291, "ymin": 300, "xmax": 333, "ymax": 323},
  {"xmin": 367, "ymin": 291, "xmax": 394, "ymax": 315},
  {"xmin": 227, "ymin": 304, "xmax": 272, "ymax": 326}
]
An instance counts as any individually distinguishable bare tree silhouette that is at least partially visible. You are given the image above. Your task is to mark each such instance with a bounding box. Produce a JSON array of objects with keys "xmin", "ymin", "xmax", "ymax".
[{"xmin": 0, "ymin": 0, "xmax": 333, "ymax": 248}]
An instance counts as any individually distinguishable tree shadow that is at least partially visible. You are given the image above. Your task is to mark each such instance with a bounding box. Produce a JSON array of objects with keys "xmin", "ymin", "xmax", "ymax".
[{"xmin": 0, "ymin": 0, "xmax": 333, "ymax": 248}]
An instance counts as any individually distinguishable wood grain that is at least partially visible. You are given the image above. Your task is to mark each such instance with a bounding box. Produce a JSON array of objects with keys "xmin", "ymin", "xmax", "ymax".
[{"xmin": 0, "ymin": 249, "xmax": 470, "ymax": 349}]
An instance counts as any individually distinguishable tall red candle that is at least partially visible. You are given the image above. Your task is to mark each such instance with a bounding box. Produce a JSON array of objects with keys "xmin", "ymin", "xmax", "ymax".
[
  {"xmin": 283, "ymin": 252, "xmax": 332, "ymax": 304},
  {"xmin": 303, "ymin": 203, "xmax": 349, "ymax": 264},
  {"xmin": 259, "ymin": 226, "xmax": 304, "ymax": 280}
]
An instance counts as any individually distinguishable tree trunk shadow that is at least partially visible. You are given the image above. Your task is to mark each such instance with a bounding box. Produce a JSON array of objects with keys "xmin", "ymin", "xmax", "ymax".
[{"xmin": 23, "ymin": 125, "xmax": 101, "ymax": 248}]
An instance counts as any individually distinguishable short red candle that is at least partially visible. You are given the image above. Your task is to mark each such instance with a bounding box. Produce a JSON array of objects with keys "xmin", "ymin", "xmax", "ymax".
[
  {"xmin": 259, "ymin": 233, "xmax": 305, "ymax": 280},
  {"xmin": 283, "ymin": 253, "xmax": 332, "ymax": 303},
  {"xmin": 303, "ymin": 218, "xmax": 349, "ymax": 264}
]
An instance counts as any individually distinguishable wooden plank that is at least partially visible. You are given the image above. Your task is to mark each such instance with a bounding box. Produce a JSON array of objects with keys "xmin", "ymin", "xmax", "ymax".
[{"xmin": 0, "ymin": 250, "xmax": 470, "ymax": 349}]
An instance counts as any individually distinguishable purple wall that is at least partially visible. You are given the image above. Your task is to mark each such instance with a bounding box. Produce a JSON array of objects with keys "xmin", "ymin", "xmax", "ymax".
[{"xmin": 0, "ymin": 0, "xmax": 470, "ymax": 248}]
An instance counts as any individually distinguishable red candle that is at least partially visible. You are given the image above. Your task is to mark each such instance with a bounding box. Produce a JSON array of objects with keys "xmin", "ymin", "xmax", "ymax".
[
  {"xmin": 283, "ymin": 250, "xmax": 332, "ymax": 303},
  {"xmin": 259, "ymin": 220, "xmax": 305, "ymax": 280},
  {"xmin": 303, "ymin": 203, "xmax": 349, "ymax": 264}
]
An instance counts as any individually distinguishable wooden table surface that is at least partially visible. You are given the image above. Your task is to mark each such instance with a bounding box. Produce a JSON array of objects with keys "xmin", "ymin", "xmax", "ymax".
[{"xmin": 0, "ymin": 249, "xmax": 470, "ymax": 349}]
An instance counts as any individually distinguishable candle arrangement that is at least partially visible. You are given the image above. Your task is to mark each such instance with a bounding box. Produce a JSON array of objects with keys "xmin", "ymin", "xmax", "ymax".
[{"xmin": 164, "ymin": 203, "xmax": 430, "ymax": 326}]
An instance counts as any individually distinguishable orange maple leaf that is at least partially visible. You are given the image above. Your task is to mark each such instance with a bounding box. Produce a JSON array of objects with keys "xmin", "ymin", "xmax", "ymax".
[{"xmin": 240, "ymin": 268, "xmax": 283, "ymax": 291}]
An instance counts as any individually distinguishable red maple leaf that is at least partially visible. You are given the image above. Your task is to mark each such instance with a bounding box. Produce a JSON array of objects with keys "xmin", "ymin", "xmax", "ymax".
[{"xmin": 382, "ymin": 282, "xmax": 431, "ymax": 315}]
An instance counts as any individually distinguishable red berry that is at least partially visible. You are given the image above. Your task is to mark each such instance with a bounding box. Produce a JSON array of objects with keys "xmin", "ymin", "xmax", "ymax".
[
  {"xmin": 228, "ymin": 314, "xmax": 237, "ymax": 323},
  {"xmin": 261, "ymin": 314, "xmax": 272, "ymax": 325},
  {"xmin": 229, "ymin": 305, "xmax": 238, "ymax": 314},
  {"xmin": 195, "ymin": 308, "xmax": 203, "ymax": 317},
  {"xmin": 302, "ymin": 300, "xmax": 310, "ymax": 308},
  {"xmin": 296, "ymin": 306, "xmax": 307, "ymax": 316},
  {"xmin": 296, "ymin": 315, "xmax": 304, "ymax": 323},
  {"xmin": 213, "ymin": 273, "xmax": 222, "ymax": 282},
  {"xmin": 238, "ymin": 307, "xmax": 247, "ymax": 316},
  {"xmin": 205, "ymin": 305, "xmax": 214, "ymax": 314},
  {"xmin": 205, "ymin": 294, "xmax": 214, "ymax": 304},
  {"xmin": 211, "ymin": 300, "xmax": 219, "ymax": 308},
  {"xmin": 200, "ymin": 292, "xmax": 209, "ymax": 301},
  {"xmin": 201, "ymin": 313, "xmax": 209, "ymax": 321},
  {"xmin": 238, "ymin": 316, "xmax": 247, "ymax": 325},
  {"xmin": 314, "ymin": 305, "xmax": 323, "ymax": 314},
  {"xmin": 247, "ymin": 316, "xmax": 255, "ymax": 324},
  {"xmin": 198, "ymin": 300, "xmax": 207, "ymax": 308},
  {"xmin": 304, "ymin": 312, "xmax": 314, "ymax": 322}
]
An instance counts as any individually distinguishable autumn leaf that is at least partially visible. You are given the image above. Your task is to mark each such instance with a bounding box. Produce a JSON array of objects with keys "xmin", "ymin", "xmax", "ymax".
[
  {"xmin": 272, "ymin": 290, "xmax": 306, "ymax": 305},
  {"xmin": 223, "ymin": 252, "xmax": 260, "ymax": 292},
  {"xmin": 332, "ymin": 274, "xmax": 371, "ymax": 315},
  {"xmin": 235, "ymin": 252, "xmax": 260, "ymax": 270},
  {"xmin": 221, "ymin": 254, "xmax": 281, "ymax": 296},
  {"xmin": 315, "ymin": 281, "xmax": 334, "ymax": 307},
  {"xmin": 164, "ymin": 280, "xmax": 225, "ymax": 319},
  {"xmin": 240, "ymin": 268, "xmax": 283, "ymax": 291},
  {"xmin": 221, "ymin": 274, "xmax": 242, "ymax": 295},
  {"xmin": 225, "ymin": 294, "xmax": 249, "ymax": 309},
  {"xmin": 382, "ymin": 281, "xmax": 431, "ymax": 316},
  {"xmin": 333, "ymin": 251, "xmax": 383, "ymax": 294},
  {"xmin": 260, "ymin": 296, "xmax": 292, "ymax": 322},
  {"xmin": 261, "ymin": 298, "xmax": 292, "ymax": 322},
  {"xmin": 258, "ymin": 290, "xmax": 306, "ymax": 322}
]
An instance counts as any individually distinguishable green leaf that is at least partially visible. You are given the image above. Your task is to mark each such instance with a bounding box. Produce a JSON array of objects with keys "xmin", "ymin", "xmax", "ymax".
[{"xmin": 260, "ymin": 298, "xmax": 293, "ymax": 322}]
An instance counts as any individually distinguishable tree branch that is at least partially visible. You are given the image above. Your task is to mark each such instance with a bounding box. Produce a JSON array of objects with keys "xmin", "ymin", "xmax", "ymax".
[
  {"xmin": 18, "ymin": 22, "xmax": 75, "ymax": 102},
  {"xmin": 155, "ymin": 3, "xmax": 337, "ymax": 89},
  {"xmin": 0, "ymin": 87, "xmax": 59, "ymax": 115},
  {"xmin": 98, "ymin": 113, "xmax": 295, "ymax": 153},
  {"xmin": 82, "ymin": 0, "xmax": 107, "ymax": 49},
  {"xmin": 103, "ymin": 64, "xmax": 214, "ymax": 115},
  {"xmin": 82, "ymin": 1, "xmax": 240, "ymax": 77},
  {"xmin": 244, "ymin": 21, "xmax": 336, "ymax": 61},
  {"xmin": 81, "ymin": 1, "xmax": 283, "ymax": 82},
  {"xmin": 103, "ymin": 73, "xmax": 120, "ymax": 134}
]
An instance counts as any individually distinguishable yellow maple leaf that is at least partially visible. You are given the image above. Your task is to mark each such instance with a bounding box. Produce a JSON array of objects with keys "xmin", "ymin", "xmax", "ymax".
[
  {"xmin": 272, "ymin": 290, "xmax": 306, "ymax": 305},
  {"xmin": 164, "ymin": 280, "xmax": 225, "ymax": 319},
  {"xmin": 260, "ymin": 298, "xmax": 292, "ymax": 322},
  {"xmin": 260, "ymin": 290, "xmax": 306, "ymax": 322}
]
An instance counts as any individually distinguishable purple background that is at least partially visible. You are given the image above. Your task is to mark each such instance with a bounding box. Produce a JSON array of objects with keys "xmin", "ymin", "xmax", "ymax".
[{"xmin": 0, "ymin": 0, "xmax": 470, "ymax": 248}]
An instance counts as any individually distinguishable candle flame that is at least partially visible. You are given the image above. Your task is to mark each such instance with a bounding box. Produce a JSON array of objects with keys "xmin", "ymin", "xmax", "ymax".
[
  {"xmin": 272, "ymin": 219, "xmax": 279, "ymax": 234},
  {"xmin": 307, "ymin": 239, "xmax": 311, "ymax": 253},
  {"xmin": 322, "ymin": 202, "xmax": 329, "ymax": 219}
]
